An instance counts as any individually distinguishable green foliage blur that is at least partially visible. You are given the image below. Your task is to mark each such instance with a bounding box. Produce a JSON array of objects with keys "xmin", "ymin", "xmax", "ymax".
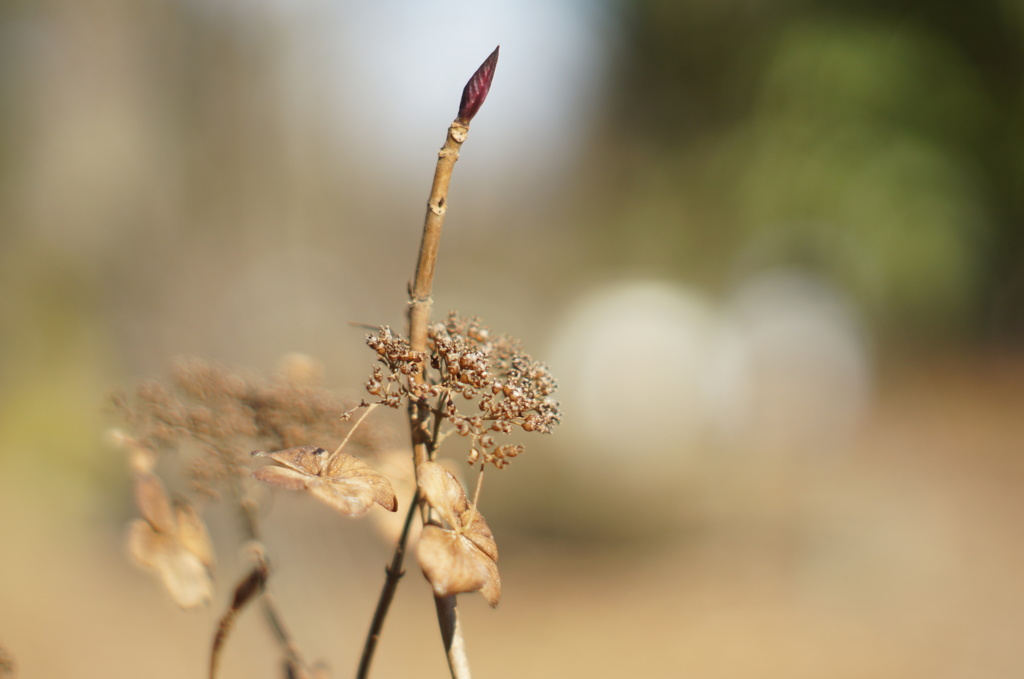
[{"xmin": 593, "ymin": 0, "xmax": 1024, "ymax": 343}]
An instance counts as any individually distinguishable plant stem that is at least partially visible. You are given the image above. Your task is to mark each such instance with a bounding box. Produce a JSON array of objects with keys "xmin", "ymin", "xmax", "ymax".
[
  {"xmin": 333, "ymin": 402, "xmax": 379, "ymax": 456},
  {"xmin": 408, "ymin": 121, "xmax": 469, "ymax": 473},
  {"xmin": 237, "ymin": 500, "xmax": 308, "ymax": 672},
  {"xmin": 366, "ymin": 46, "xmax": 496, "ymax": 678},
  {"xmin": 435, "ymin": 594, "xmax": 472, "ymax": 679},
  {"xmin": 355, "ymin": 489, "xmax": 421, "ymax": 679},
  {"xmin": 408, "ymin": 121, "xmax": 469, "ymax": 357},
  {"xmin": 406, "ymin": 120, "xmax": 476, "ymax": 679},
  {"xmin": 260, "ymin": 593, "xmax": 304, "ymax": 671}
]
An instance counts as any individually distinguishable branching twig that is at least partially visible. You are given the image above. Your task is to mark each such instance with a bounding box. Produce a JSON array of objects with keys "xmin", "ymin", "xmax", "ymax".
[{"xmin": 334, "ymin": 403, "xmax": 379, "ymax": 456}]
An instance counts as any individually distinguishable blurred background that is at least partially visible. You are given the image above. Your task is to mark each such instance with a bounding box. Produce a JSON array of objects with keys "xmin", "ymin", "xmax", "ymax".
[{"xmin": 1, "ymin": 0, "xmax": 1023, "ymax": 677}]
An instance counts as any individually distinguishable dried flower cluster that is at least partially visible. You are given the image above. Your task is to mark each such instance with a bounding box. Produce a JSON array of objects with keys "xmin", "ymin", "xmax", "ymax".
[
  {"xmin": 115, "ymin": 356, "xmax": 397, "ymax": 621},
  {"xmin": 365, "ymin": 313, "xmax": 560, "ymax": 468},
  {"xmin": 114, "ymin": 357, "xmax": 386, "ymax": 500}
]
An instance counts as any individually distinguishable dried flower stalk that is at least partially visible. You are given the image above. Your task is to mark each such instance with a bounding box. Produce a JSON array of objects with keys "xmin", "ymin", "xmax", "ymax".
[
  {"xmin": 116, "ymin": 46, "xmax": 564, "ymax": 679},
  {"xmin": 360, "ymin": 47, "xmax": 500, "ymax": 679}
]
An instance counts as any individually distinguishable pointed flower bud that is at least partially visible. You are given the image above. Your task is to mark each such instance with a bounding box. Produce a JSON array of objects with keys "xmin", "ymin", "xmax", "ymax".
[{"xmin": 457, "ymin": 46, "xmax": 499, "ymax": 124}]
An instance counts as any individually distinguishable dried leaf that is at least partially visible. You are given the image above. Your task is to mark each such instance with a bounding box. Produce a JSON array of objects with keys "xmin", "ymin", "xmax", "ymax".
[
  {"xmin": 127, "ymin": 471, "xmax": 215, "ymax": 609},
  {"xmin": 175, "ymin": 503, "xmax": 215, "ymax": 569},
  {"xmin": 133, "ymin": 471, "xmax": 175, "ymax": 534},
  {"xmin": 252, "ymin": 446, "xmax": 397, "ymax": 517},
  {"xmin": 128, "ymin": 518, "xmax": 214, "ymax": 609},
  {"xmin": 416, "ymin": 462, "xmax": 500, "ymax": 606},
  {"xmin": 369, "ymin": 448, "xmax": 421, "ymax": 544}
]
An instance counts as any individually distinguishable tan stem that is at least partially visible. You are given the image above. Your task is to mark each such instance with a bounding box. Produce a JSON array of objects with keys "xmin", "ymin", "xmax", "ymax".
[
  {"xmin": 406, "ymin": 119, "xmax": 475, "ymax": 679},
  {"xmin": 333, "ymin": 402, "xmax": 379, "ymax": 456},
  {"xmin": 408, "ymin": 121, "xmax": 469, "ymax": 359},
  {"xmin": 408, "ymin": 121, "xmax": 468, "ymax": 469},
  {"xmin": 355, "ymin": 489, "xmax": 421, "ymax": 679},
  {"xmin": 435, "ymin": 594, "xmax": 472, "ymax": 679},
  {"xmin": 358, "ymin": 118, "xmax": 475, "ymax": 679}
]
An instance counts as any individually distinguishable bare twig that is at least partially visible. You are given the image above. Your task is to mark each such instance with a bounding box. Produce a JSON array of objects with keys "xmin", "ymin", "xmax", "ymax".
[
  {"xmin": 210, "ymin": 547, "xmax": 269, "ymax": 679},
  {"xmin": 434, "ymin": 594, "xmax": 471, "ymax": 679},
  {"xmin": 333, "ymin": 403, "xmax": 379, "ymax": 456},
  {"xmin": 355, "ymin": 488, "xmax": 421, "ymax": 679},
  {"xmin": 238, "ymin": 499, "xmax": 311, "ymax": 676},
  {"xmin": 260, "ymin": 592, "xmax": 306, "ymax": 674}
]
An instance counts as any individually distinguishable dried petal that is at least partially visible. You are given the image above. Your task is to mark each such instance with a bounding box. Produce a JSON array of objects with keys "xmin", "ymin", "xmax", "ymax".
[
  {"xmin": 416, "ymin": 462, "xmax": 500, "ymax": 606},
  {"xmin": 457, "ymin": 46, "xmax": 499, "ymax": 124},
  {"xmin": 252, "ymin": 446, "xmax": 397, "ymax": 516},
  {"xmin": 418, "ymin": 525, "xmax": 496, "ymax": 601},
  {"xmin": 254, "ymin": 444, "xmax": 330, "ymax": 477},
  {"xmin": 417, "ymin": 461, "xmax": 469, "ymax": 528},
  {"xmin": 175, "ymin": 503, "xmax": 215, "ymax": 570},
  {"xmin": 128, "ymin": 517, "xmax": 214, "ymax": 609},
  {"xmin": 134, "ymin": 471, "xmax": 175, "ymax": 534}
]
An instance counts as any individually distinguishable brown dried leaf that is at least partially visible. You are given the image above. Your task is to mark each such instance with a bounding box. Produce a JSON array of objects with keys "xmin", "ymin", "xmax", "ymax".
[
  {"xmin": 417, "ymin": 462, "xmax": 497, "ymax": 560},
  {"xmin": 252, "ymin": 446, "xmax": 397, "ymax": 517},
  {"xmin": 175, "ymin": 503, "xmax": 215, "ymax": 570},
  {"xmin": 369, "ymin": 448, "xmax": 421, "ymax": 544},
  {"xmin": 418, "ymin": 525, "xmax": 501, "ymax": 607},
  {"xmin": 416, "ymin": 462, "xmax": 500, "ymax": 606},
  {"xmin": 127, "ymin": 469, "xmax": 215, "ymax": 609},
  {"xmin": 127, "ymin": 516, "xmax": 214, "ymax": 609},
  {"xmin": 133, "ymin": 471, "xmax": 175, "ymax": 534}
]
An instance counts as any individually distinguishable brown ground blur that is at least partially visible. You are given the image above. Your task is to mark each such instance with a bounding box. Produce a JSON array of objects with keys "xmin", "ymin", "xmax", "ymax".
[{"xmin": 1, "ymin": 354, "xmax": 1021, "ymax": 679}]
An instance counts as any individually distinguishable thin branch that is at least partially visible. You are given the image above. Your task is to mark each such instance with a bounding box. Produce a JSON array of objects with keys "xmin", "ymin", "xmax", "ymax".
[
  {"xmin": 333, "ymin": 402, "xmax": 379, "ymax": 456},
  {"xmin": 210, "ymin": 549, "xmax": 269, "ymax": 679},
  {"xmin": 237, "ymin": 499, "xmax": 310, "ymax": 676},
  {"xmin": 434, "ymin": 594, "xmax": 472, "ymax": 679},
  {"xmin": 470, "ymin": 464, "xmax": 485, "ymax": 514},
  {"xmin": 356, "ymin": 488, "xmax": 421, "ymax": 679},
  {"xmin": 407, "ymin": 118, "xmax": 468, "ymax": 471},
  {"xmin": 402, "ymin": 47, "xmax": 498, "ymax": 679},
  {"xmin": 260, "ymin": 593, "xmax": 305, "ymax": 672}
]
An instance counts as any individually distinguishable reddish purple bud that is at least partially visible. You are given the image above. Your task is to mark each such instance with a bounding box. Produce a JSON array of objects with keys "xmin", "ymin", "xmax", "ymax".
[{"xmin": 457, "ymin": 46, "xmax": 499, "ymax": 124}]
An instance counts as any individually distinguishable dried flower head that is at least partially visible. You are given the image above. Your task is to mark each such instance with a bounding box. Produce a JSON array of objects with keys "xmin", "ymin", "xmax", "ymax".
[
  {"xmin": 114, "ymin": 358, "xmax": 388, "ymax": 500},
  {"xmin": 363, "ymin": 313, "xmax": 560, "ymax": 468},
  {"xmin": 416, "ymin": 462, "xmax": 500, "ymax": 606}
]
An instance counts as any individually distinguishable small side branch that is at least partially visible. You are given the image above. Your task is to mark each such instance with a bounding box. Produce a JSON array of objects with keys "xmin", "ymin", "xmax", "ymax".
[{"xmin": 210, "ymin": 549, "xmax": 269, "ymax": 679}]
